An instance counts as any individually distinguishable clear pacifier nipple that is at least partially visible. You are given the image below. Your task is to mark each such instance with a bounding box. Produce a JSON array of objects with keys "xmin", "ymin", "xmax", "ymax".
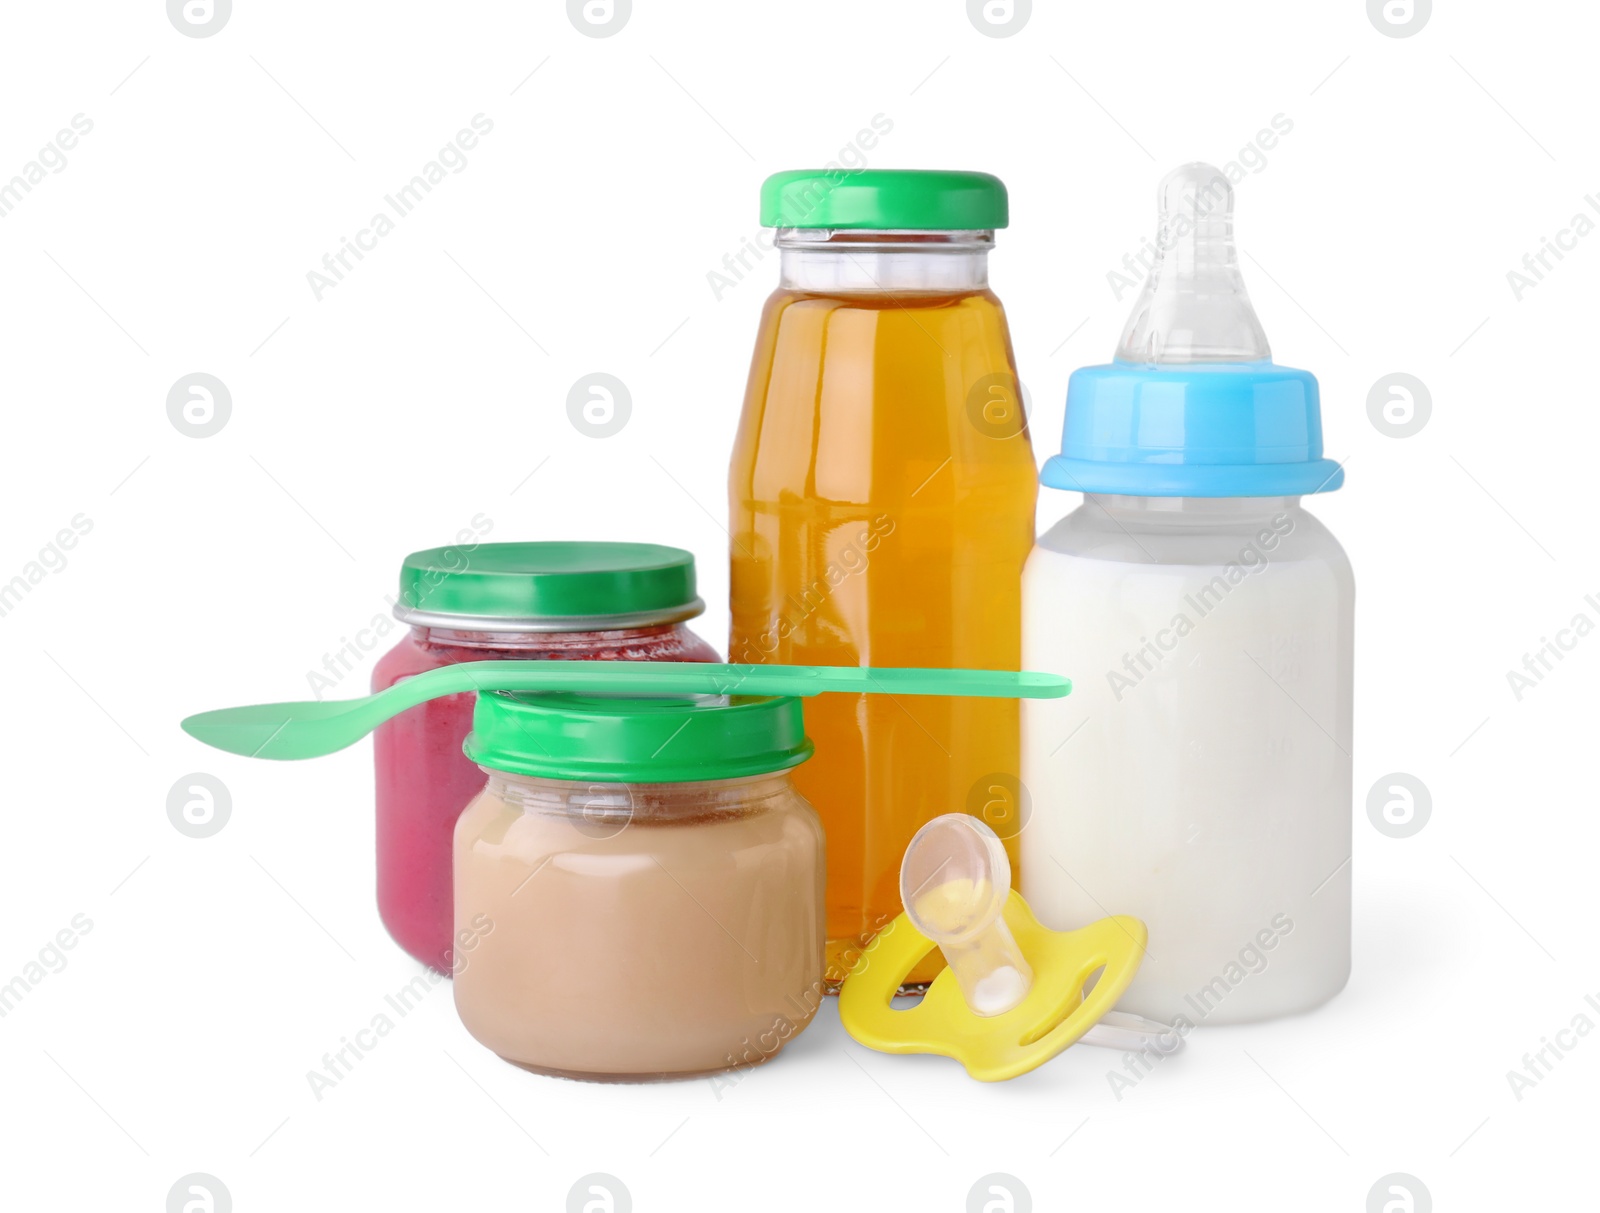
[
  {"xmin": 900, "ymin": 815, "xmax": 1033, "ymax": 1017},
  {"xmin": 1116, "ymin": 162, "xmax": 1271, "ymax": 364}
]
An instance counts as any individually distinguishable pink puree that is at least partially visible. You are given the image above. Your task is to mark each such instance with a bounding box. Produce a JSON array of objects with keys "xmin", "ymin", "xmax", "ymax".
[{"xmin": 371, "ymin": 624, "xmax": 719, "ymax": 972}]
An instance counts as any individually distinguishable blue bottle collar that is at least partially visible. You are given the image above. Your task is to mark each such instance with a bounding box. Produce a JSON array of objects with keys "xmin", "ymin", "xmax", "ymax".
[{"xmin": 1040, "ymin": 360, "xmax": 1345, "ymax": 499}]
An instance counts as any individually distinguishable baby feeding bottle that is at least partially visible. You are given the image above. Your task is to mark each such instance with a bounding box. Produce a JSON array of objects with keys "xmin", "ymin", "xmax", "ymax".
[
  {"xmin": 371, "ymin": 541, "xmax": 718, "ymax": 972},
  {"xmin": 729, "ymin": 169, "xmax": 1038, "ymax": 987},
  {"xmin": 1020, "ymin": 164, "xmax": 1354, "ymax": 1025}
]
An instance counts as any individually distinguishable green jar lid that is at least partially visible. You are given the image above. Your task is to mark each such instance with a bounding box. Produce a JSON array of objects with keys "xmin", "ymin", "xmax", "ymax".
[
  {"xmin": 464, "ymin": 692, "xmax": 814, "ymax": 783},
  {"xmin": 760, "ymin": 169, "xmax": 1008, "ymax": 230},
  {"xmin": 394, "ymin": 541, "xmax": 705, "ymax": 632}
]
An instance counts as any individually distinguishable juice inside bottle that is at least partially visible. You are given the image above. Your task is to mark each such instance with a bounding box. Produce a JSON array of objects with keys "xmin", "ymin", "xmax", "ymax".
[{"xmin": 728, "ymin": 171, "xmax": 1037, "ymax": 987}]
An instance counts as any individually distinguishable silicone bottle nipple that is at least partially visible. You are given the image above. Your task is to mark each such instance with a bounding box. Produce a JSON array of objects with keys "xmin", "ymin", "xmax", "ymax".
[
  {"xmin": 900, "ymin": 815, "xmax": 1033, "ymax": 1016},
  {"xmin": 1116, "ymin": 162, "xmax": 1271, "ymax": 364}
]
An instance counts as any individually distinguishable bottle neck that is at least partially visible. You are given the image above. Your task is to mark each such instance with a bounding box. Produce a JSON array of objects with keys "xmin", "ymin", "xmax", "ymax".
[
  {"xmin": 777, "ymin": 228, "xmax": 991, "ymax": 293},
  {"xmin": 483, "ymin": 770, "xmax": 795, "ymax": 822},
  {"xmin": 1083, "ymin": 494, "xmax": 1301, "ymax": 527},
  {"xmin": 414, "ymin": 623, "xmax": 678, "ymax": 652}
]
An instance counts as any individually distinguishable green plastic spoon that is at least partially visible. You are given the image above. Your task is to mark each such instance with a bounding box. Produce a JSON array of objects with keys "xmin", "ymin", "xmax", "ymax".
[{"xmin": 181, "ymin": 660, "xmax": 1071, "ymax": 761}]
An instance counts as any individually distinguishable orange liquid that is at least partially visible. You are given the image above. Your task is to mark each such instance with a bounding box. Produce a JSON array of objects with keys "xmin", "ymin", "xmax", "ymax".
[{"xmin": 728, "ymin": 285, "xmax": 1037, "ymax": 986}]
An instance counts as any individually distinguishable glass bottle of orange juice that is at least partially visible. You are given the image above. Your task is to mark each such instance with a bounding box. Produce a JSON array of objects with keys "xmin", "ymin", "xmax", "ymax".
[{"xmin": 729, "ymin": 170, "xmax": 1037, "ymax": 987}]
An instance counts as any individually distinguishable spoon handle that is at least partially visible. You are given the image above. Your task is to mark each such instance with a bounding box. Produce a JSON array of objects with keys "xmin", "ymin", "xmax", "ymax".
[
  {"xmin": 181, "ymin": 661, "xmax": 1072, "ymax": 761},
  {"xmin": 401, "ymin": 660, "xmax": 1071, "ymax": 701}
]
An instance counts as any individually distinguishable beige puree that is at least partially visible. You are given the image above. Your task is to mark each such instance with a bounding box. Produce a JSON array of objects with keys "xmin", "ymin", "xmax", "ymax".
[{"xmin": 454, "ymin": 770, "xmax": 825, "ymax": 1080}]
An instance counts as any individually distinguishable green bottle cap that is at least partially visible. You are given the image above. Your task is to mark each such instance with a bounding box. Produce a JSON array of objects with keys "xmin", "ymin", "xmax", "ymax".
[
  {"xmin": 760, "ymin": 169, "xmax": 1008, "ymax": 230},
  {"xmin": 463, "ymin": 692, "xmax": 814, "ymax": 783},
  {"xmin": 395, "ymin": 541, "xmax": 704, "ymax": 631}
]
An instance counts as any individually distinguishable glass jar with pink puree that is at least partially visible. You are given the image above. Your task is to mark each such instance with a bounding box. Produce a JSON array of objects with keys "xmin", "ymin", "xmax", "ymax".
[
  {"xmin": 372, "ymin": 542, "xmax": 718, "ymax": 973},
  {"xmin": 453, "ymin": 690, "xmax": 825, "ymax": 1082}
]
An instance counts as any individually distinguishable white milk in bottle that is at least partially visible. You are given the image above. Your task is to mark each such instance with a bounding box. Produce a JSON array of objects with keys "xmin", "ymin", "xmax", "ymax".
[{"xmin": 1021, "ymin": 164, "xmax": 1353, "ymax": 1026}]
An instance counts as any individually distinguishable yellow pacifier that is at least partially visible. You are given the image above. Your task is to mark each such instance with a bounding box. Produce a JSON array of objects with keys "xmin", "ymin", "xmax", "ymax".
[{"xmin": 839, "ymin": 813, "xmax": 1148, "ymax": 1082}]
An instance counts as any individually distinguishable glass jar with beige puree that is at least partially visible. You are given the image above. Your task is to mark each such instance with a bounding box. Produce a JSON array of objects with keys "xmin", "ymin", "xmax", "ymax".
[{"xmin": 453, "ymin": 689, "xmax": 825, "ymax": 1082}]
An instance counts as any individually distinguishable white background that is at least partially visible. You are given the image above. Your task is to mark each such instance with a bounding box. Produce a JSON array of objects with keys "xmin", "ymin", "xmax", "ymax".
[{"xmin": 1, "ymin": 1, "xmax": 1594, "ymax": 1209}]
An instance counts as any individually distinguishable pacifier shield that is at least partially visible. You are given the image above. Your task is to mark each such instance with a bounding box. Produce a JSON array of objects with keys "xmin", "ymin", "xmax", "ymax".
[{"xmin": 839, "ymin": 891, "xmax": 1147, "ymax": 1082}]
